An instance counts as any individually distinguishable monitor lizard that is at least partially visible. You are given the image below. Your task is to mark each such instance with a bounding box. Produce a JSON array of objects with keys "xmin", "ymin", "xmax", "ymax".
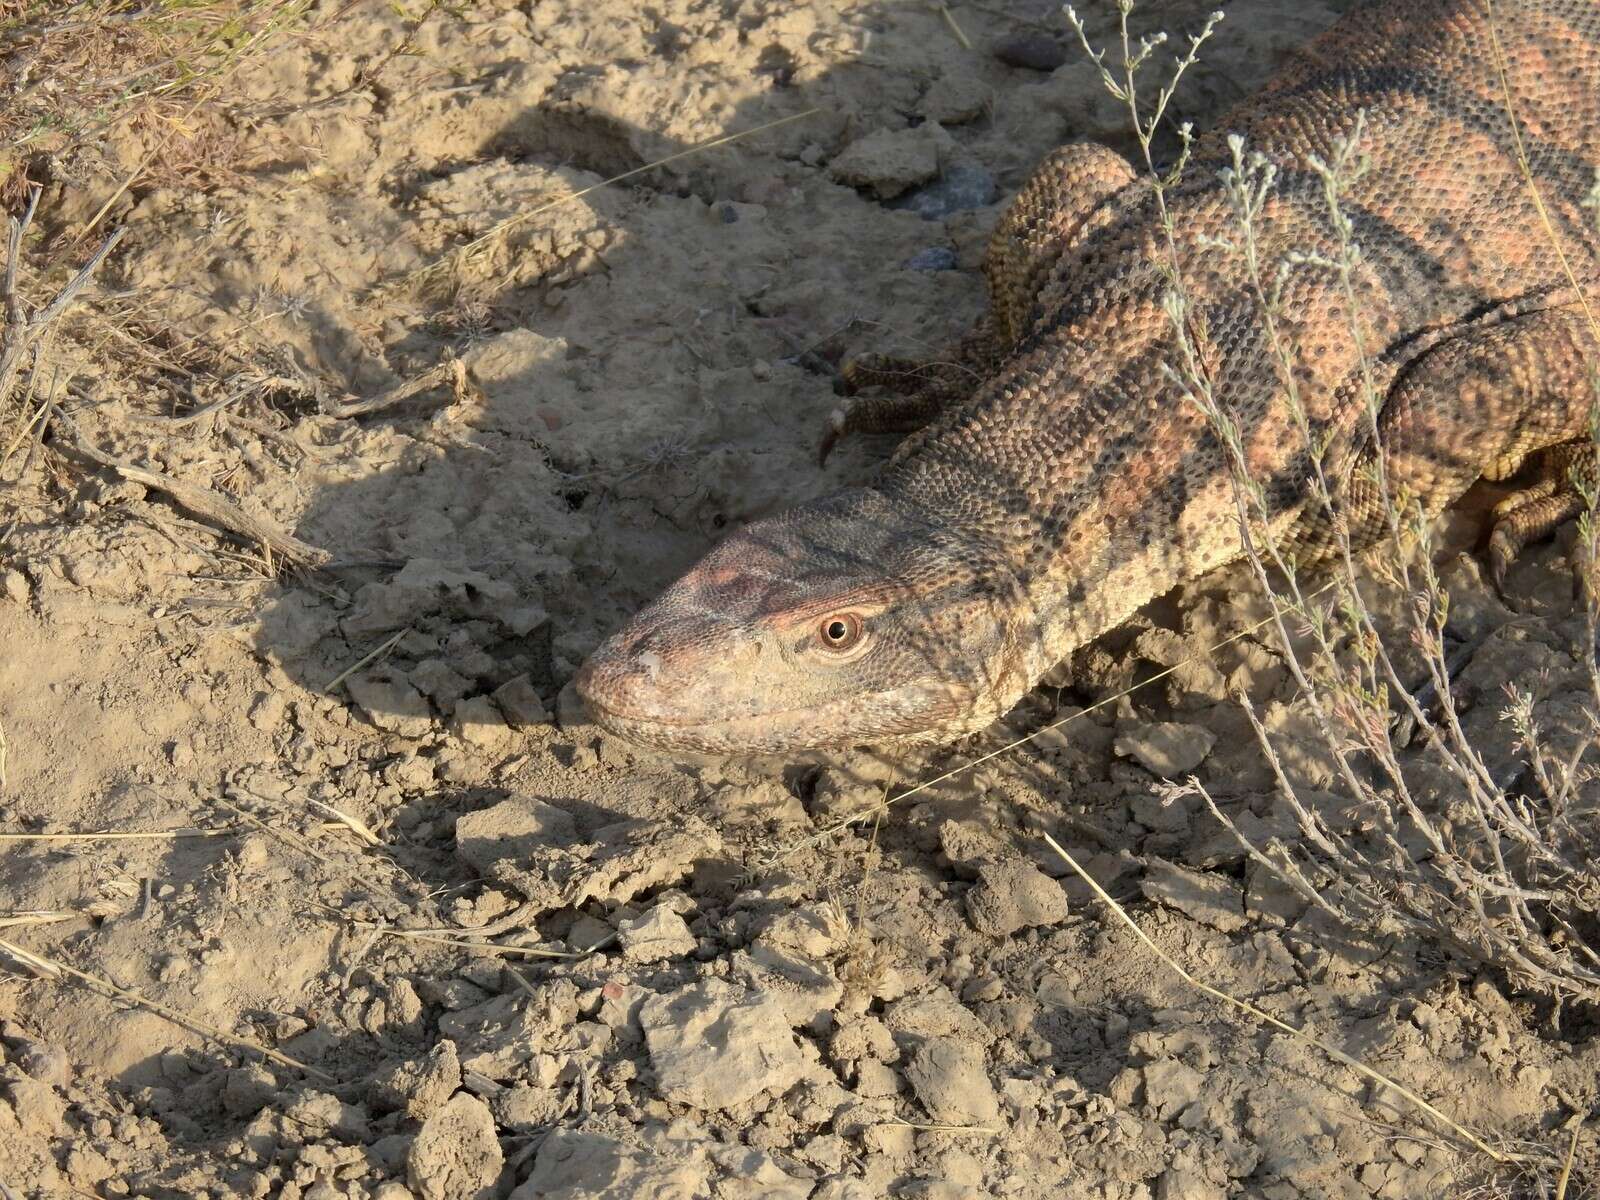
[{"xmin": 576, "ymin": 0, "xmax": 1600, "ymax": 755}]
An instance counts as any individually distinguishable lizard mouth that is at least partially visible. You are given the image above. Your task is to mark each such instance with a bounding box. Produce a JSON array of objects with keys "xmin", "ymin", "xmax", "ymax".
[{"xmin": 575, "ymin": 666, "xmax": 974, "ymax": 755}]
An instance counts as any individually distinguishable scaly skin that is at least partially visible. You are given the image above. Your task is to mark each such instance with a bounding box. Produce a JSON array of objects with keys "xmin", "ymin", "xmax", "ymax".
[{"xmin": 577, "ymin": 0, "xmax": 1600, "ymax": 755}]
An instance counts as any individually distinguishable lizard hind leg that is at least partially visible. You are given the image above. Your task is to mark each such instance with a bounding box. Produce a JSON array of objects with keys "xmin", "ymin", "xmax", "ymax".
[{"xmin": 1487, "ymin": 441, "xmax": 1596, "ymax": 591}]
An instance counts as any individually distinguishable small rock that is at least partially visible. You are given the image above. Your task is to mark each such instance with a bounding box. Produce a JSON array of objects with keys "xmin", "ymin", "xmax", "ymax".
[
  {"xmin": 903, "ymin": 1038, "xmax": 999, "ymax": 1125},
  {"xmin": 992, "ymin": 32, "xmax": 1069, "ymax": 71},
  {"xmin": 407, "ymin": 1092, "xmax": 501, "ymax": 1200},
  {"xmin": 1114, "ymin": 721, "xmax": 1217, "ymax": 777},
  {"xmin": 248, "ymin": 691, "xmax": 287, "ymax": 731},
  {"xmin": 1131, "ymin": 789, "xmax": 1194, "ymax": 834},
  {"xmin": 887, "ymin": 163, "xmax": 997, "ymax": 219},
  {"xmin": 639, "ymin": 980, "xmax": 807, "ymax": 1110},
  {"xmin": 904, "ymin": 246, "xmax": 958, "ymax": 271},
  {"xmin": 492, "ymin": 674, "xmax": 550, "ymax": 728},
  {"xmin": 567, "ymin": 913, "xmax": 614, "ymax": 952},
  {"xmin": 617, "ymin": 906, "xmax": 696, "ymax": 963},
  {"xmin": 347, "ymin": 672, "xmax": 434, "ymax": 738},
  {"xmin": 490, "ymin": 1084, "xmax": 562, "ymax": 1132},
  {"xmin": 1141, "ymin": 859, "xmax": 1247, "ymax": 932},
  {"xmin": 883, "ymin": 988, "xmax": 994, "ymax": 1046},
  {"xmin": 369, "ymin": 1041, "xmax": 462, "ymax": 1119},
  {"xmin": 4, "ymin": 1076, "xmax": 64, "ymax": 1136},
  {"xmin": 453, "ymin": 695, "xmax": 515, "ymax": 752},
  {"xmin": 1156, "ymin": 1164, "xmax": 1226, "ymax": 1200},
  {"xmin": 964, "ymin": 859, "xmax": 1069, "ymax": 936},
  {"xmin": 12, "ymin": 1040, "xmax": 70, "ymax": 1088},
  {"xmin": 1, "ymin": 568, "xmax": 31, "ymax": 604},
  {"xmin": 827, "ymin": 123, "xmax": 954, "ymax": 199}
]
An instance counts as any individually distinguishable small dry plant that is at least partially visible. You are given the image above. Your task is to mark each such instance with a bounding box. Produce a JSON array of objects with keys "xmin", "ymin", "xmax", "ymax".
[
  {"xmin": 0, "ymin": 0, "xmax": 314, "ymax": 211},
  {"xmin": 1070, "ymin": 0, "xmax": 1600, "ymax": 1008},
  {"xmin": 1067, "ymin": 0, "xmax": 1597, "ymax": 1186}
]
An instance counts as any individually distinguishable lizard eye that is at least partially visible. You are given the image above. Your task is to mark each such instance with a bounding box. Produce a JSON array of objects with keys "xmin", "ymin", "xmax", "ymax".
[{"xmin": 817, "ymin": 613, "xmax": 864, "ymax": 653}]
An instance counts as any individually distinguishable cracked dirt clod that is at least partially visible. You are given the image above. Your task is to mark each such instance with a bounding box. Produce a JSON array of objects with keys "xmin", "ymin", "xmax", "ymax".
[
  {"xmin": 639, "ymin": 980, "xmax": 809, "ymax": 1110},
  {"xmin": 407, "ymin": 1092, "xmax": 501, "ymax": 1200}
]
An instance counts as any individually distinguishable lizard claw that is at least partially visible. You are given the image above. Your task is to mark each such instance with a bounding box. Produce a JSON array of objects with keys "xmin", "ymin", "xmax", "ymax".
[
  {"xmin": 1487, "ymin": 527, "xmax": 1514, "ymax": 601},
  {"xmin": 817, "ymin": 407, "xmax": 848, "ymax": 466}
]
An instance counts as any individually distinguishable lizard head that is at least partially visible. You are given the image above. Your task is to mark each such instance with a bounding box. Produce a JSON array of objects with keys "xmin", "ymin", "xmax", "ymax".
[{"xmin": 574, "ymin": 488, "xmax": 1028, "ymax": 754}]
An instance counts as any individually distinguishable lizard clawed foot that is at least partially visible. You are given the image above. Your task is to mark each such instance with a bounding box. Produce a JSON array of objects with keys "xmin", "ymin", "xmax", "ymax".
[
  {"xmin": 1488, "ymin": 492, "xmax": 1586, "ymax": 595},
  {"xmin": 819, "ymin": 355, "xmax": 973, "ymax": 465},
  {"xmin": 1483, "ymin": 442, "xmax": 1595, "ymax": 596}
]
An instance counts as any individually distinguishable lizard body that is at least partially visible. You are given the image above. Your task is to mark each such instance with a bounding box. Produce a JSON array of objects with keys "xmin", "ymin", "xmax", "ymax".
[{"xmin": 577, "ymin": 0, "xmax": 1600, "ymax": 755}]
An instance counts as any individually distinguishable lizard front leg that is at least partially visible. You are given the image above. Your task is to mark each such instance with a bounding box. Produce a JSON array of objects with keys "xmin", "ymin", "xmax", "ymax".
[
  {"xmin": 1296, "ymin": 308, "xmax": 1598, "ymax": 583},
  {"xmin": 824, "ymin": 143, "xmax": 1136, "ymax": 463}
]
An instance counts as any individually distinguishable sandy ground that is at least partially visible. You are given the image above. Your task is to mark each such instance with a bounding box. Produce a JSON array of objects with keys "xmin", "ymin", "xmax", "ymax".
[{"xmin": 1, "ymin": 0, "xmax": 1597, "ymax": 1197}]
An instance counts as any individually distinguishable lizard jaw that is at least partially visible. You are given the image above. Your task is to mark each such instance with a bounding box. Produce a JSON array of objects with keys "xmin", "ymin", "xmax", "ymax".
[{"xmin": 574, "ymin": 672, "xmax": 978, "ymax": 755}]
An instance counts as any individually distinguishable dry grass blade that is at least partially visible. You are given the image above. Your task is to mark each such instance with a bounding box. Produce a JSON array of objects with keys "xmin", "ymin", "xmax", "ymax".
[
  {"xmin": 324, "ymin": 629, "xmax": 407, "ymax": 692},
  {"xmin": 1556, "ymin": 1115, "xmax": 1584, "ymax": 1200},
  {"xmin": 0, "ymin": 714, "xmax": 8, "ymax": 791},
  {"xmin": 1041, "ymin": 833, "xmax": 1514, "ymax": 1164},
  {"xmin": 55, "ymin": 409, "xmax": 330, "ymax": 567},
  {"xmin": 305, "ymin": 798, "xmax": 381, "ymax": 847},
  {"xmin": 0, "ymin": 911, "xmax": 82, "ymax": 930},
  {"xmin": 938, "ymin": 4, "xmax": 974, "ymax": 50},
  {"xmin": 373, "ymin": 929, "xmax": 591, "ymax": 960},
  {"xmin": 881, "ymin": 1115, "xmax": 998, "ymax": 1135},
  {"xmin": 0, "ymin": 826, "xmax": 239, "ymax": 842},
  {"xmin": 0, "ymin": 195, "xmax": 122, "ymax": 414},
  {"xmin": 0, "ymin": 935, "xmax": 334, "ymax": 1083}
]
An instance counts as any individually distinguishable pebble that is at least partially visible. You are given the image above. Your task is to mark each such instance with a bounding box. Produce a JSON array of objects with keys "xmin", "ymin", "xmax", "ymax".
[
  {"xmin": 4, "ymin": 1076, "xmax": 65, "ymax": 1136},
  {"xmin": 920, "ymin": 72, "xmax": 991, "ymax": 125},
  {"xmin": 347, "ymin": 672, "xmax": 434, "ymax": 738},
  {"xmin": 1, "ymin": 568, "xmax": 30, "ymax": 604},
  {"xmin": 248, "ymin": 691, "xmax": 287, "ymax": 731},
  {"xmin": 409, "ymin": 659, "xmax": 474, "ymax": 709},
  {"xmin": 222, "ymin": 1064, "xmax": 279, "ymax": 1118},
  {"xmin": 452, "ymin": 695, "xmax": 516, "ymax": 752},
  {"xmin": 454, "ymin": 795, "xmax": 577, "ymax": 876},
  {"xmin": 1142, "ymin": 1057, "xmax": 1205, "ymax": 1120},
  {"xmin": 13, "ymin": 1040, "xmax": 70, "ymax": 1089},
  {"xmin": 512, "ymin": 1128, "xmax": 709, "ymax": 1198},
  {"xmin": 491, "ymin": 674, "xmax": 550, "ymax": 727},
  {"xmin": 992, "ymin": 32, "xmax": 1069, "ymax": 71},
  {"xmin": 280, "ymin": 1091, "xmax": 370, "ymax": 1142},
  {"xmin": 407, "ymin": 1092, "xmax": 501, "ymax": 1200}
]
